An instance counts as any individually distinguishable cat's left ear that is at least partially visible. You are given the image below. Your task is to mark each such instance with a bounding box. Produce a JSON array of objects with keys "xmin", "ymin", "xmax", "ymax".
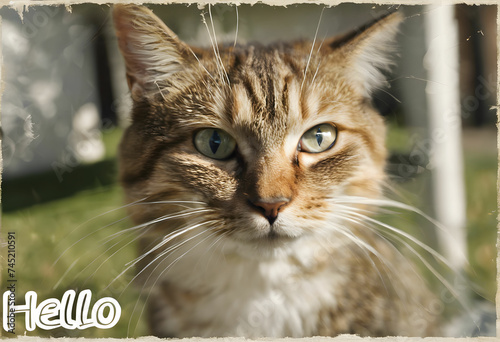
[
  {"xmin": 326, "ymin": 10, "xmax": 403, "ymax": 97},
  {"xmin": 113, "ymin": 5, "xmax": 195, "ymax": 101}
]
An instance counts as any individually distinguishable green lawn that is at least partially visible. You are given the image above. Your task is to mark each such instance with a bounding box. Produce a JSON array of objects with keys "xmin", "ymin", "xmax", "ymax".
[
  {"xmin": 1, "ymin": 125, "xmax": 497, "ymax": 337},
  {"xmin": 2, "ymin": 128, "xmax": 149, "ymax": 337},
  {"xmin": 2, "ymin": 184, "xmax": 147, "ymax": 337}
]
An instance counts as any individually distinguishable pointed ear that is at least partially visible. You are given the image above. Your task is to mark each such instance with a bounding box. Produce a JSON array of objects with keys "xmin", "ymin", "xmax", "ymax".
[
  {"xmin": 326, "ymin": 11, "xmax": 403, "ymax": 98},
  {"xmin": 113, "ymin": 5, "xmax": 194, "ymax": 101}
]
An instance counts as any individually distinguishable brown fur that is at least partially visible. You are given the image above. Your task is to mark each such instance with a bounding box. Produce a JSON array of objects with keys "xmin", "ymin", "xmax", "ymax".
[{"xmin": 114, "ymin": 5, "xmax": 439, "ymax": 338}]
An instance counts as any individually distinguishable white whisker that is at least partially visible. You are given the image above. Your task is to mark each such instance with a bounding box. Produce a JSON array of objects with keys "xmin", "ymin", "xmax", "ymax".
[
  {"xmin": 328, "ymin": 195, "xmax": 474, "ymax": 319},
  {"xmin": 332, "ymin": 196, "xmax": 465, "ymax": 257},
  {"xmin": 114, "ymin": 208, "xmax": 212, "ymax": 241},
  {"xmin": 380, "ymin": 224, "xmax": 472, "ymax": 314},
  {"xmin": 310, "ymin": 32, "xmax": 328, "ymax": 87},
  {"xmin": 129, "ymin": 226, "xmax": 220, "ymax": 336},
  {"xmin": 324, "ymin": 219, "xmax": 396, "ymax": 291},
  {"xmin": 301, "ymin": 7, "xmax": 325, "ymax": 91},
  {"xmin": 200, "ymin": 6, "xmax": 229, "ymax": 87},
  {"xmin": 374, "ymin": 86, "xmax": 402, "ymax": 103},
  {"xmin": 53, "ymin": 258, "xmax": 80, "ymax": 290},
  {"xmin": 327, "ymin": 213, "xmax": 417, "ymax": 301},
  {"xmin": 189, "ymin": 47, "xmax": 216, "ymax": 81},
  {"xmin": 55, "ymin": 206, "xmax": 210, "ymax": 294},
  {"xmin": 233, "ymin": 5, "xmax": 239, "ymax": 48},
  {"xmin": 201, "ymin": 10, "xmax": 222, "ymax": 81},
  {"xmin": 197, "ymin": 229, "xmax": 228, "ymax": 268},
  {"xmin": 53, "ymin": 200, "xmax": 203, "ymax": 271},
  {"xmin": 52, "ymin": 197, "xmax": 150, "ymax": 266},
  {"xmin": 124, "ymin": 217, "xmax": 214, "ymax": 269},
  {"xmin": 110, "ymin": 220, "xmax": 218, "ymax": 293},
  {"xmin": 53, "ymin": 215, "xmax": 132, "ymax": 268},
  {"xmin": 154, "ymin": 80, "xmax": 168, "ymax": 102},
  {"xmin": 81, "ymin": 225, "xmax": 154, "ymax": 287},
  {"xmin": 334, "ymin": 203, "xmax": 452, "ymax": 268},
  {"xmin": 209, "ymin": 5, "xmax": 230, "ymax": 86}
]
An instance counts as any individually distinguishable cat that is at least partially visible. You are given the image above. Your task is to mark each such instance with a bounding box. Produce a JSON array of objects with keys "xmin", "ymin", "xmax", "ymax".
[{"xmin": 113, "ymin": 4, "xmax": 440, "ymax": 338}]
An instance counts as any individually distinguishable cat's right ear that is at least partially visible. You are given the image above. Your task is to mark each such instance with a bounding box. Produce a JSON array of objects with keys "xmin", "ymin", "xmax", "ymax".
[
  {"xmin": 324, "ymin": 10, "xmax": 403, "ymax": 98},
  {"xmin": 113, "ymin": 5, "xmax": 193, "ymax": 101}
]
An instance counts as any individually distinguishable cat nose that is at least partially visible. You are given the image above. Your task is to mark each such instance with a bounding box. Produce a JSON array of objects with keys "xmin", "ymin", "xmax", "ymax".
[{"xmin": 251, "ymin": 199, "xmax": 289, "ymax": 225}]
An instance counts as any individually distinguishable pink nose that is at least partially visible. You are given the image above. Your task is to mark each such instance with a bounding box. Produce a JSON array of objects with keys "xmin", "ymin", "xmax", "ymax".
[{"xmin": 252, "ymin": 200, "xmax": 289, "ymax": 224}]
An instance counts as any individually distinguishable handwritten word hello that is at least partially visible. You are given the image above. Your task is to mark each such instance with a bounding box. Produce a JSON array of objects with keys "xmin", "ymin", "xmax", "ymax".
[{"xmin": 2, "ymin": 289, "xmax": 121, "ymax": 332}]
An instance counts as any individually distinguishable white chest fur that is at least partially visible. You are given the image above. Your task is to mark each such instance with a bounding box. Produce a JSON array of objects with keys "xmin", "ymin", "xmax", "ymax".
[{"xmin": 153, "ymin": 237, "xmax": 345, "ymax": 338}]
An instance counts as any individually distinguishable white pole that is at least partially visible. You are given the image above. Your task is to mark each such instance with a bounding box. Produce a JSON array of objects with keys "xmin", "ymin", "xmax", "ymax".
[{"xmin": 423, "ymin": 5, "xmax": 467, "ymax": 272}]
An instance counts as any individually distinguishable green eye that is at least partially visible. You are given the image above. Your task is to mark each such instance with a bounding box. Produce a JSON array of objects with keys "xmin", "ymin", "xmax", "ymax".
[
  {"xmin": 194, "ymin": 128, "xmax": 236, "ymax": 160},
  {"xmin": 299, "ymin": 123, "xmax": 337, "ymax": 153}
]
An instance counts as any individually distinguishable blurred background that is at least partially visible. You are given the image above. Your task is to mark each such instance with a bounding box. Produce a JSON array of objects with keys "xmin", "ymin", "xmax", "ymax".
[{"xmin": 1, "ymin": 3, "xmax": 497, "ymax": 338}]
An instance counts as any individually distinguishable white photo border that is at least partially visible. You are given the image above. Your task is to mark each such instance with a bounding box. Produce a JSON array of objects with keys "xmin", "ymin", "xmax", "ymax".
[{"xmin": 0, "ymin": 0, "xmax": 498, "ymax": 340}]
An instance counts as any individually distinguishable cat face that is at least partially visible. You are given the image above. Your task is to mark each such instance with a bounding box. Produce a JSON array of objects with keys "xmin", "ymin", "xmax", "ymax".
[{"xmin": 114, "ymin": 5, "xmax": 401, "ymax": 254}]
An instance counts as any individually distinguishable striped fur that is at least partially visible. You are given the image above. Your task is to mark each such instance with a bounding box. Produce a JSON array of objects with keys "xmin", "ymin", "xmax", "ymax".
[{"xmin": 114, "ymin": 5, "xmax": 438, "ymax": 338}]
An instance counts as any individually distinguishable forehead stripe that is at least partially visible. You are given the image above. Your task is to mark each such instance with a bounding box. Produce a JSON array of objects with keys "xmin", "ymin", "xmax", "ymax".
[{"xmin": 242, "ymin": 73, "xmax": 266, "ymax": 116}]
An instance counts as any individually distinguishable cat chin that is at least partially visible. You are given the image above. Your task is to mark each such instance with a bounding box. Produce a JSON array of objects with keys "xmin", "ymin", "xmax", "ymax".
[
  {"xmin": 221, "ymin": 233, "xmax": 303, "ymax": 260},
  {"xmin": 229, "ymin": 243, "xmax": 297, "ymax": 261},
  {"xmin": 217, "ymin": 214, "xmax": 313, "ymax": 259}
]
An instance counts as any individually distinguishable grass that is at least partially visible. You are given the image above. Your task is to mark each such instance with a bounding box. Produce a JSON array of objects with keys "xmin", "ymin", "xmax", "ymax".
[
  {"xmin": 463, "ymin": 148, "xmax": 497, "ymax": 300},
  {"xmin": 386, "ymin": 123, "xmax": 497, "ymax": 302},
  {"xmin": 2, "ymin": 185, "xmax": 147, "ymax": 337},
  {"xmin": 2, "ymin": 128, "xmax": 148, "ymax": 337},
  {"xmin": 1, "ymin": 124, "xmax": 497, "ymax": 337}
]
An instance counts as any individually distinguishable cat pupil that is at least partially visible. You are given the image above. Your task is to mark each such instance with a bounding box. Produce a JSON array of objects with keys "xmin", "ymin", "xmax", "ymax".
[
  {"xmin": 209, "ymin": 130, "xmax": 222, "ymax": 154},
  {"xmin": 316, "ymin": 127, "xmax": 323, "ymax": 146}
]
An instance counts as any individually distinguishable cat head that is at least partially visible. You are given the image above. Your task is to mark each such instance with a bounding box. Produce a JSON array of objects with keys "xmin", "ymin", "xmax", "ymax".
[{"xmin": 114, "ymin": 5, "xmax": 402, "ymax": 255}]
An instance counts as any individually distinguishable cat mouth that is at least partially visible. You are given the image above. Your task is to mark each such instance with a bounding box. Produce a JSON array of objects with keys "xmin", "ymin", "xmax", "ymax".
[
  {"xmin": 228, "ymin": 215, "xmax": 302, "ymax": 246},
  {"xmin": 253, "ymin": 227, "xmax": 299, "ymax": 245}
]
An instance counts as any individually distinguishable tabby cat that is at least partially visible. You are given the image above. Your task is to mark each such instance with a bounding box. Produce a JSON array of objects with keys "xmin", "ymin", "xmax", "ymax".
[{"xmin": 113, "ymin": 5, "xmax": 439, "ymax": 337}]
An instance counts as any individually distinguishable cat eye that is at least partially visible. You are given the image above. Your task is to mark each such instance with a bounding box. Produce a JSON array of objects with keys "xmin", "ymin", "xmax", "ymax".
[
  {"xmin": 194, "ymin": 128, "xmax": 237, "ymax": 160},
  {"xmin": 299, "ymin": 123, "xmax": 338, "ymax": 153}
]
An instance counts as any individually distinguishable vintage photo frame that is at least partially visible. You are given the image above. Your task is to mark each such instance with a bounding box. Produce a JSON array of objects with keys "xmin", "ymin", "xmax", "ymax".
[{"xmin": 0, "ymin": 0, "xmax": 498, "ymax": 341}]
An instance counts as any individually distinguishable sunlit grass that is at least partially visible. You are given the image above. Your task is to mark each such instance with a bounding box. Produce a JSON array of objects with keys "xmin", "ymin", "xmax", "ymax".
[{"xmin": 2, "ymin": 184, "xmax": 149, "ymax": 337}]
